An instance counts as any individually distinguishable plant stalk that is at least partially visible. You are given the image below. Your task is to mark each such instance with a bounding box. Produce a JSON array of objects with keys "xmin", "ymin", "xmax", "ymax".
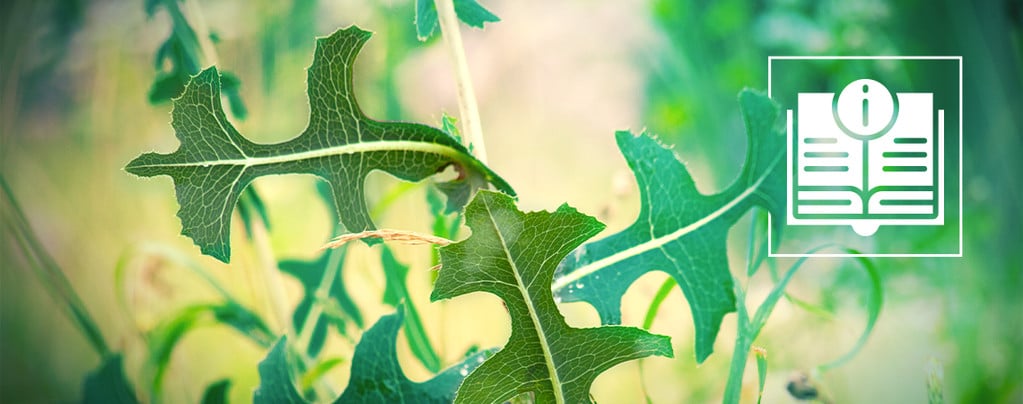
[
  {"xmin": 723, "ymin": 329, "xmax": 753, "ymax": 404},
  {"xmin": 434, "ymin": 0, "xmax": 489, "ymax": 163},
  {"xmin": 295, "ymin": 245, "xmax": 344, "ymax": 351}
]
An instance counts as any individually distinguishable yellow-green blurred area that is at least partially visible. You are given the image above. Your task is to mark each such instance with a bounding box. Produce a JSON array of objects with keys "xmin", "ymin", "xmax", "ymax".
[{"xmin": 1, "ymin": 0, "xmax": 1021, "ymax": 403}]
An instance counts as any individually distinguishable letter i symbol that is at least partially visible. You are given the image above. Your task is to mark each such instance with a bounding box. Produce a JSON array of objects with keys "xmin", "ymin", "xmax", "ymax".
[{"xmin": 862, "ymin": 84, "xmax": 870, "ymax": 127}]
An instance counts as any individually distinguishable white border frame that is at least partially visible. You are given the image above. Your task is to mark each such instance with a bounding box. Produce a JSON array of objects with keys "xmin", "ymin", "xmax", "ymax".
[{"xmin": 767, "ymin": 56, "xmax": 963, "ymax": 258}]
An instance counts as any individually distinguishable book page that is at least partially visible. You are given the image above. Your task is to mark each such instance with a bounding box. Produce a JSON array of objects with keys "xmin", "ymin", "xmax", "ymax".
[
  {"xmin": 866, "ymin": 93, "xmax": 937, "ymax": 217},
  {"xmin": 794, "ymin": 92, "xmax": 864, "ymax": 216}
]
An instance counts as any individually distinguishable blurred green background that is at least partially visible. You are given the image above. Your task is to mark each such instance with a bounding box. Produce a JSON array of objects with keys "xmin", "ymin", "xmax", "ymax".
[{"xmin": 1, "ymin": 0, "xmax": 1020, "ymax": 403}]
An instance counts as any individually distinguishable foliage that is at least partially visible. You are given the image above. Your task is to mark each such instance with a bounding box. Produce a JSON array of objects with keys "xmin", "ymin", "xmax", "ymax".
[
  {"xmin": 10, "ymin": 0, "xmax": 981, "ymax": 403},
  {"xmin": 554, "ymin": 90, "xmax": 785, "ymax": 362},
  {"xmin": 432, "ymin": 190, "xmax": 673, "ymax": 403},
  {"xmin": 125, "ymin": 26, "xmax": 513, "ymax": 262},
  {"xmin": 254, "ymin": 306, "xmax": 494, "ymax": 404}
]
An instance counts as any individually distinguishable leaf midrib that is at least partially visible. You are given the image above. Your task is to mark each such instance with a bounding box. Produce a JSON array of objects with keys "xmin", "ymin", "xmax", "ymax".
[
  {"xmin": 551, "ymin": 153, "xmax": 783, "ymax": 292},
  {"xmin": 481, "ymin": 197, "xmax": 565, "ymax": 404},
  {"xmin": 128, "ymin": 140, "xmax": 466, "ymax": 169}
]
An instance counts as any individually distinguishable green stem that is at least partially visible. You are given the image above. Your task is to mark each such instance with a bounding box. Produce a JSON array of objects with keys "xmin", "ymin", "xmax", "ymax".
[
  {"xmin": 434, "ymin": 0, "xmax": 488, "ymax": 163},
  {"xmin": 723, "ymin": 332, "xmax": 753, "ymax": 404},
  {"xmin": 722, "ymin": 285, "xmax": 752, "ymax": 404},
  {"xmin": 295, "ymin": 245, "xmax": 345, "ymax": 351}
]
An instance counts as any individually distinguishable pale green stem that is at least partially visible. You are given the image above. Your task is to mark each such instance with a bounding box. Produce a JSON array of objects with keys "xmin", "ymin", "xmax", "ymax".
[
  {"xmin": 295, "ymin": 245, "xmax": 344, "ymax": 351},
  {"xmin": 434, "ymin": 0, "xmax": 489, "ymax": 163},
  {"xmin": 723, "ymin": 277, "xmax": 752, "ymax": 404}
]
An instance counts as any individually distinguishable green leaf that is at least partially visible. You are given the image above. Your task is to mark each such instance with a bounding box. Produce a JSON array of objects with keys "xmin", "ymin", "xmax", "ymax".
[
  {"xmin": 416, "ymin": 0, "xmax": 501, "ymax": 40},
  {"xmin": 755, "ymin": 349, "xmax": 767, "ymax": 404},
  {"xmin": 144, "ymin": 302, "xmax": 273, "ymax": 396},
  {"xmin": 380, "ymin": 245, "xmax": 442, "ymax": 373},
  {"xmin": 125, "ymin": 26, "xmax": 514, "ymax": 263},
  {"xmin": 298, "ymin": 357, "xmax": 344, "ymax": 395},
  {"xmin": 552, "ymin": 90, "xmax": 785, "ymax": 363},
  {"xmin": 279, "ymin": 245, "xmax": 364, "ymax": 356},
  {"xmin": 254, "ymin": 306, "xmax": 493, "ymax": 404},
  {"xmin": 254, "ymin": 339, "xmax": 305, "ymax": 404},
  {"xmin": 642, "ymin": 277, "xmax": 678, "ymax": 330},
  {"xmin": 218, "ymin": 70, "xmax": 248, "ymax": 119},
  {"xmin": 82, "ymin": 355, "xmax": 140, "ymax": 404},
  {"xmin": 200, "ymin": 379, "xmax": 231, "ymax": 404},
  {"xmin": 431, "ymin": 190, "xmax": 673, "ymax": 403},
  {"xmin": 236, "ymin": 187, "xmax": 271, "ymax": 240},
  {"xmin": 148, "ymin": 71, "xmax": 189, "ymax": 104},
  {"xmin": 335, "ymin": 305, "xmax": 493, "ymax": 403}
]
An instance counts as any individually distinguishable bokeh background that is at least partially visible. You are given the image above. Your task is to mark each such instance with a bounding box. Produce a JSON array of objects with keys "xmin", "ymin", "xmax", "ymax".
[{"xmin": 2, "ymin": 0, "xmax": 1021, "ymax": 403}]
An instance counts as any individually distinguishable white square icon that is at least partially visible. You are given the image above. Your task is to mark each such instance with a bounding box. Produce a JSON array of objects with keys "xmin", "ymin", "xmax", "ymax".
[{"xmin": 768, "ymin": 56, "xmax": 962, "ymax": 257}]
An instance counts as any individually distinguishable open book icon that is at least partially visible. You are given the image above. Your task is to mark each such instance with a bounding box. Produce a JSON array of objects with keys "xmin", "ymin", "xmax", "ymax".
[{"xmin": 787, "ymin": 79, "xmax": 945, "ymax": 236}]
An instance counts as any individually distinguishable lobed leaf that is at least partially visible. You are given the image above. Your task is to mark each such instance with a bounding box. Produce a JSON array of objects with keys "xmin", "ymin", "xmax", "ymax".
[
  {"xmin": 432, "ymin": 191, "xmax": 673, "ymax": 403},
  {"xmin": 126, "ymin": 26, "xmax": 513, "ymax": 262},
  {"xmin": 552, "ymin": 90, "xmax": 786, "ymax": 363},
  {"xmin": 254, "ymin": 305, "xmax": 492, "ymax": 404},
  {"xmin": 81, "ymin": 355, "xmax": 140, "ymax": 404},
  {"xmin": 415, "ymin": 0, "xmax": 501, "ymax": 40}
]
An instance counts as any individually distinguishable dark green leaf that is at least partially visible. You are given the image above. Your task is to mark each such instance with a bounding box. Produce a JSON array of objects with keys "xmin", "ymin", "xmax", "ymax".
[
  {"xmin": 147, "ymin": 72, "xmax": 188, "ymax": 104},
  {"xmin": 335, "ymin": 305, "xmax": 493, "ymax": 403},
  {"xmin": 126, "ymin": 26, "xmax": 513, "ymax": 262},
  {"xmin": 432, "ymin": 191, "xmax": 673, "ymax": 403},
  {"xmin": 416, "ymin": 0, "xmax": 501, "ymax": 40},
  {"xmin": 82, "ymin": 355, "xmax": 140, "ymax": 404},
  {"xmin": 254, "ymin": 339, "xmax": 305, "ymax": 404},
  {"xmin": 553, "ymin": 90, "xmax": 786, "ymax": 362},
  {"xmin": 201, "ymin": 379, "xmax": 231, "ymax": 404},
  {"xmin": 255, "ymin": 306, "xmax": 493, "ymax": 404}
]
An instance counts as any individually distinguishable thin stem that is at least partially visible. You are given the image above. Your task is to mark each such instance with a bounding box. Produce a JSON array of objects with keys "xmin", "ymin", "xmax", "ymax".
[
  {"xmin": 723, "ymin": 286, "xmax": 752, "ymax": 404},
  {"xmin": 434, "ymin": 0, "xmax": 489, "ymax": 163},
  {"xmin": 723, "ymin": 332, "xmax": 753, "ymax": 404},
  {"xmin": 295, "ymin": 245, "xmax": 344, "ymax": 351}
]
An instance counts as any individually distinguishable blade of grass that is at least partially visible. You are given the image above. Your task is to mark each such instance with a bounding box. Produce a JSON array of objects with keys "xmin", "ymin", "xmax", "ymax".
[
  {"xmin": 816, "ymin": 249, "xmax": 883, "ymax": 373},
  {"xmin": 754, "ymin": 347, "xmax": 768, "ymax": 404},
  {"xmin": 642, "ymin": 277, "xmax": 678, "ymax": 330}
]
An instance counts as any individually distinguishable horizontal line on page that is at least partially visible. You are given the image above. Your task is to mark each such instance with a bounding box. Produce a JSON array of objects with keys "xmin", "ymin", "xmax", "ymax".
[
  {"xmin": 805, "ymin": 166, "xmax": 848, "ymax": 172},
  {"xmin": 883, "ymin": 166, "xmax": 927, "ymax": 172},
  {"xmin": 798, "ymin": 199, "xmax": 852, "ymax": 206},
  {"xmin": 879, "ymin": 199, "xmax": 933, "ymax": 206},
  {"xmin": 893, "ymin": 138, "xmax": 928, "ymax": 144},
  {"xmin": 883, "ymin": 151, "xmax": 927, "ymax": 158},
  {"xmin": 804, "ymin": 138, "xmax": 838, "ymax": 144},
  {"xmin": 804, "ymin": 152, "xmax": 849, "ymax": 158}
]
